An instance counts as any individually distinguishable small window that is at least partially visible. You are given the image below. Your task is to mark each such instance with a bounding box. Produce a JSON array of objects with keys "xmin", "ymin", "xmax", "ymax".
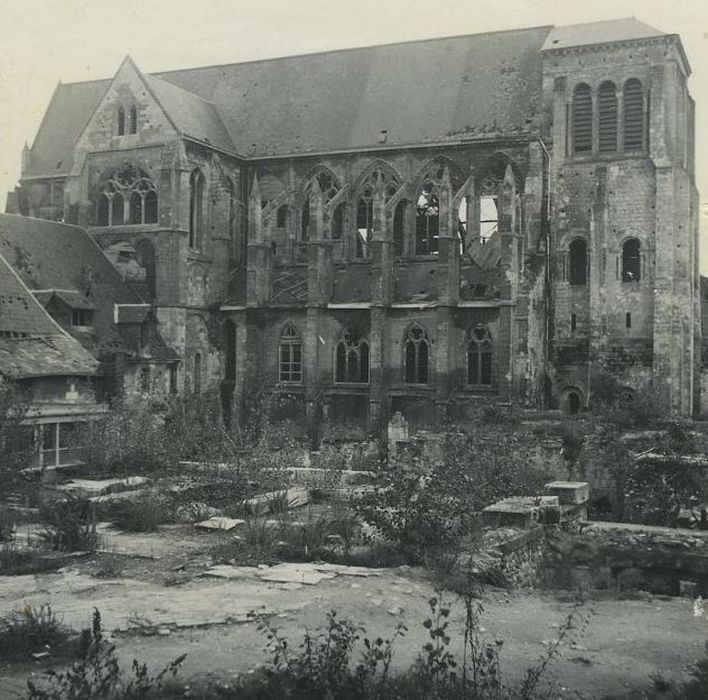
[
  {"xmin": 117, "ymin": 106, "xmax": 126, "ymax": 136},
  {"xmin": 404, "ymin": 324, "xmax": 430, "ymax": 384},
  {"xmin": 625, "ymin": 312, "xmax": 632, "ymax": 329},
  {"xmin": 189, "ymin": 170, "xmax": 205, "ymax": 249},
  {"xmin": 622, "ymin": 238, "xmax": 641, "ymax": 282},
  {"xmin": 566, "ymin": 391, "xmax": 581, "ymax": 415},
  {"xmin": 598, "ymin": 81, "xmax": 618, "ymax": 152},
  {"xmin": 571, "ymin": 314, "xmax": 577, "ymax": 332},
  {"xmin": 169, "ymin": 365, "xmax": 178, "ymax": 394},
  {"xmin": 335, "ymin": 328, "xmax": 369, "ymax": 383},
  {"xmin": 71, "ymin": 309, "xmax": 93, "ymax": 327},
  {"xmin": 568, "ymin": 238, "xmax": 587, "ymax": 285},
  {"xmin": 279, "ymin": 325, "xmax": 302, "ymax": 383},
  {"xmin": 139, "ymin": 366, "xmax": 150, "ymax": 393},
  {"xmin": 572, "ymin": 84, "xmax": 593, "ymax": 154},
  {"xmin": 393, "ymin": 199, "xmax": 407, "ymax": 257},
  {"xmin": 301, "ymin": 201, "xmax": 310, "ymax": 242},
  {"xmin": 624, "ymin": 79, "xmax": 645, "ymax": 152},
  {"xmin": 276, "ymin": 205, "xmax": 288, "ymax": 229},
  {"xmin": 332, "ymin": 202, "xmax": 345, "ymax": 240},
  {"xmin": 467, "ymin": 325, "xmax": 493, "ymax": 386},
  {"xmin": 129, "ymin": 105, "xmax": 138, "ymax": 134},
  {"xmin": 193, "ymin": 353, "xmax": 202, "ymax": 393}
]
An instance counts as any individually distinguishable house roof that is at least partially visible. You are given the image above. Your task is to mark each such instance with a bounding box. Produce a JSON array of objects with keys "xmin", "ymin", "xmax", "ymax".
[
  {"xmin": 541, "ymin": 17, "xmax": 666, "ymax": 51},
  {"xmin": 0, "ymin": 253, "xmax": 98, "ymax": 378},
  {"xmin": 33, "ymin": 289, "xmax": 95, "ymax": 310},
  {"xmin": 0, "ymin": 214, "xmax": 145, "ymax": 358}
]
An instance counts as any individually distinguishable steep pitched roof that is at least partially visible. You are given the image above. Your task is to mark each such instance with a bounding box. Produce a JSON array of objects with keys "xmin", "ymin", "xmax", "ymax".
[
  {"xmin": 0, "ymin": 214, "xmax": 141, "ymax": 358},
  {"xmin": 0, "ymin": 254, "xmax": 98, "ymax": 378},
  {"xmin": 541, "ymin": 17, "xmax": 666, "ymax": 51},
  {"xmin": 143, "ymin": 74, "xmax": 234, "ymax": 151}
]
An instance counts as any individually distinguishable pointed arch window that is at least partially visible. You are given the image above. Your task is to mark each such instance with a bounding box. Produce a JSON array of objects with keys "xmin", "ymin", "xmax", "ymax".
[
  {"xmin": 279, "ymin": 325, "xmax": 303, "ymax": 383},
  {"xmin": 332, "ymin": 202, "xmax": 345, "ymax": 240},
  {"xmin": 623, "ymin": 79, "xmax": 645, "ymax": 152},
  {"xmin": 393, "ymin": 199, "xmax": 407, "ymax": 257},
  {"xmin": 467, "ymin": 325, "xmax": 493, "ymax": 386},
  {"xmin": 598, "ymin": 81, "xmax": 618, "ymax": 152},
  {"xmin": 94, "ymin": 164, "xmax": 157, "ymax": 226},
  {"xmin": 416, "ymin": 183, "xmax": 439, "ymax": 255},
  {"xmin": 189, "ymin": 169, "xmax": 206, "ymax": 249},
  {"xmin": 117, "ymin": 106, "xmax": 126, "ymax": 136},
  {"xmin": 622, "ymin": 238, "xmax": 641, "ymax": 282},
  {"xmin": 335, "ymin": 328, "xmax": 369, "ymax": 383},
  {"xmin": 572, "ymin": 84, "xmax": 593, "ymax": 154},
  {"xmin": 129, "ymin": 105, "xmax": 138, "ymax": 134},
  {"xmin": 356, "ymin": 188, "xmax": 373, "ymax": 258},
  {"xmin": 404, "ymin": 324, "xmax": 430, "ymax": 384},
  {"xmin": 568, "ymin": 238, "xmax": 588, "ymax": 285}
]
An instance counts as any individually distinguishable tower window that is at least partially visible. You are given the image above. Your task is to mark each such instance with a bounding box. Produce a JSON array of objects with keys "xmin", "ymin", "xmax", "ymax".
[
  {"xmin": 622, "ymin": 238, "xmax": 641, "ymax": 282},
  {"xmin": 572, "ymin": 84, "xmax": 592, "ymax": 154},
  {"xmin": 356, "ymin": 189, "xmax": 373, "ymax": 258},
  {"xmin": 129, "ymin": 105, "xmax": 138, "ymax": 134},
  {"xmin": 279, "ymin": 325, "xmax": 302, "ymax": 383},
  {"xmin": 625, "ymin": 312, "xmax": 632, "ymax": 329},
  {"xmin": 568, "ymin": 238, "xmax": 587, "ymax": 285},
  {"xmin": 623, "ymin": 79, "xmax": 645, "ymax": 152},
  {"xmin": 598, "ymin": 81, "xmax": 618, "ymax": 152},
  {"xmin": 404, "ymin": 324, "xmax": 430, "ymax": 384},
  {"xmin": 571, "ymin": 314, "xmax": 577, "ymax": 332},
  {"xmin": 335, "ymin": 328, "xmax": 369, "ymax": 383},
  {"xmin": 189, "ymin": 169, "xmax": 206, "ymax": 248},
  {"xmin": 467, "ymin": 325, "xmax": 493, "ymax": 386}
]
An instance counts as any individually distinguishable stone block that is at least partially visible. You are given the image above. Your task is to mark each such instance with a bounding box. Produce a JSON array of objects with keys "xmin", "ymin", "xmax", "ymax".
[
  {"xmin": 482, "ymin": 496, "xmax": 559, "ymax": 529},
  {"xmin": 545, "ymin": 481, "xmax": 590, "ymax": 505},
  {"xmin": 195, "ymin": 517, "xmax": 245, "ymax": 532}
]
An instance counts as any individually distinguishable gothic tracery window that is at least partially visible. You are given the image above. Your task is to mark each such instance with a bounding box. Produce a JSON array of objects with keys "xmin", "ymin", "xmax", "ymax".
[
  {"xmin": 279, "ymin": 324, "xmax": 303, "ymax": 383},
  {"xmin": 335, "ymin": 328, "xmax": 369, "ymax": 383},
  {"xmin": 467, "ymin": 325, "xmax": 493, "ymax": 386},
  {"xmin": 404, "ymin": 324, "xmax": 430, "ymax": 384},
  {"xmin": 354, "ymin": 166, "xmax": 400, "ymax": 259},
  {"xmin": 94, "ymin": 164, "xmax": 158, "ymax": 227}
]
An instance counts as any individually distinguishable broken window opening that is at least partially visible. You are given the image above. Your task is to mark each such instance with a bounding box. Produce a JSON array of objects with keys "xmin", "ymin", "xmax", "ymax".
[
  {"xmin": 356, "ymin": 190, "xmax": 373, "ymax": 259},
  {"xmin": 335, "ymin": 328, "xmax": 369, "ymax": 383},
  {"xmin": 479, "ymin": 195, "xmax": 498, "ymax": 243},
  {"xmin": 404, "ymin": 324, "xmax": 430, "ymax": 384},
  {"xmin": 332, "ymin": 202, "xmax": 345, "ymax": 240}
]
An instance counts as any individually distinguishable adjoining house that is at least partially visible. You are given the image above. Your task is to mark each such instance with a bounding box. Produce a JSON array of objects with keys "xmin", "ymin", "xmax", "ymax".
[
  {"xmin": 0, "ymin": 214, "xmax": 178, "ymax": 402},
  {"xmin": 4, "ymin": 18, "xmax": 700, "ymax": 436},
  {"xmin": 0, "ymin": 254, "xmax": 107, "ymax": 468}
]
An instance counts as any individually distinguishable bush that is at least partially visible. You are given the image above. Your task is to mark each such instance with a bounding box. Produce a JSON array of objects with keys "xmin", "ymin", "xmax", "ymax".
[
  {"xmin": 27, "ymin": 608, "xmax": 186, "ymax": 700},
  {"xmin": 39, "ymin": 495, "xmax": 99, "ymax": 552},
  {"xmin": 108, "ymin": 495, "xmax": 173, "ymax": 532},
  {"xmin": 0, "ymin": 542, "xmax": 60, "ymax": 576},
  {"xmin": 0, "ymin": 603, "xmax": 68, "ymax": 663}
]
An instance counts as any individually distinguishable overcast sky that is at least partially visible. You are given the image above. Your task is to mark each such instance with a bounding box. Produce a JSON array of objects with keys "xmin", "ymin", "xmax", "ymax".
[{"xmin": 0, "ymin": 0, "xmax": 706, "ymax": 265}]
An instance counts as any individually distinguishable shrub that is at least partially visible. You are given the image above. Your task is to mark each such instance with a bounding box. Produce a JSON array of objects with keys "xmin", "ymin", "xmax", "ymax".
[
  {"xmin": 27, "ymin": 608, "xmax": 186, "ymax": 700},
  {"xmin": 0, "ymin": 542, "xmax": 60, "ymax": 576},
  {"xmin": 39, "ymin": 495, "xmax": 99, "ymax": 552},
  {"xmin": 108, "ymin": 494, "xmax": 173, "ymax": 532},
  {"xmin": 0, "ymin": 603, "xmax": 68, "ymax": 662}
]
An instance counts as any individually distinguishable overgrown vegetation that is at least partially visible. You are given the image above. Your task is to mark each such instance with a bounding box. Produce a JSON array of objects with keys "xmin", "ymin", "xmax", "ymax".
[
  {"xmin": 107, "ymin": 494, "xmax": 174, "ymax": 533},
  {"xmin": 0, "ymin": 604, "xmax": 69, "ymax": 663},
  {"xmin": 27, "ymin": 608, "xmax": 186, "ymax": 700},
  {"xmin": 38, "ymin": 495, "xmax": 99, "ymax": 552},
  {"xmin": 162, "ymin": 593, "xmax": 589, "ymax": 700}
]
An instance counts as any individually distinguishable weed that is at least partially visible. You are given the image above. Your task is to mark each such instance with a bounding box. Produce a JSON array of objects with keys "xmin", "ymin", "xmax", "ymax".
[
  {"xmin": 27, "ymin": 608, "xmax": 186, "ymax": 699},
  {"xmin": 38, "ymin": 495, "xmax": 99, "ymax": 552},
  {"xmin": 0, "ymin": 603, "xmax": 68, "ymax": 663},
  {"xmin": 108, "ymin": 494, "xmax": 173, "ymax": 532},
  {"xmin": 0, "ymin": 542, "xmax": 59, "ymax": 576}
]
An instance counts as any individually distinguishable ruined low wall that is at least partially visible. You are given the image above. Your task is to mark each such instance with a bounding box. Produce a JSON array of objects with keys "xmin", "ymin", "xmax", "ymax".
[{"xmin": 543, "ymin": 524, "xmax": 708, "ymax": 596}]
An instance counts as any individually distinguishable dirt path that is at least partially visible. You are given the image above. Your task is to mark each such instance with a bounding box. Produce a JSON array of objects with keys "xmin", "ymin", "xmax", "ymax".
[{"xmin": 2, "ymin": 561, "xmax": 707, "ymax": 699}]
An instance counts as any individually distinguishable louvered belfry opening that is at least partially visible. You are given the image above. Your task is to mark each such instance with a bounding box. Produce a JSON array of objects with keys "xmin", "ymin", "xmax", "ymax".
[
  {"xmin": 623, "ymin": 79, "xmax": 645, "ymax": 152},
  {"xmin": 572, "ymin": 84, "xmax": 593, "ymax": 154},
  {"xmin": 598, "ymin": 81, "xmax": 618, "ymax": 152}
]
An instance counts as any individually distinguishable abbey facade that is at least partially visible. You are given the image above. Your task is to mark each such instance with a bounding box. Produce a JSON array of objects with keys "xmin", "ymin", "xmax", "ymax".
[{"xmin": 6, "ymin": 18, "xmax": 699, "ymax": 438}]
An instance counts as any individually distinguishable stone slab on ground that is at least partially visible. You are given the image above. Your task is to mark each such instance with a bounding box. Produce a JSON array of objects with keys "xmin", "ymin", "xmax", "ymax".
[
  {"xmin": 202, "ymin": 562, "xmax": 387, "ymax": 585},
  {"xmin": 57, "ymin": 477, "xmax": 150, "ymax": 497},
  {"xmin": 243, "ymin": 487, "xmax": 309, "ymax": 515},
  {"xmin": 545, "ymin": 481, "xmax": 590, "ymax": 505},
  {"xmin": 195, "ymin": 517, "xmax": 245, "ymax": 532}
]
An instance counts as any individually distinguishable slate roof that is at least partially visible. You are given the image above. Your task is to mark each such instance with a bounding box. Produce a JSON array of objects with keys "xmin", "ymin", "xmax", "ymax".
[
  {"xmin": 22, "ymin": 18, "xmax": 682, "ymax": 175},
  {"xmin": 0, "ymin": 253, "xmax": 98, "ymax": 378},
  {"xmin": 541, "ymin": 18, "xmax": 666, "ymax": 51},
  {"xmin": 0, "ymin": 214, "xmax": 152, "ymax": 359}
]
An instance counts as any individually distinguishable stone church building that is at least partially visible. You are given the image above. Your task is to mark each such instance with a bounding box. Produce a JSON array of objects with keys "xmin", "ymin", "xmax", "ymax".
[{"xmin": 5, "ymin": 18, "xmax": 700, "ymax": 437}]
